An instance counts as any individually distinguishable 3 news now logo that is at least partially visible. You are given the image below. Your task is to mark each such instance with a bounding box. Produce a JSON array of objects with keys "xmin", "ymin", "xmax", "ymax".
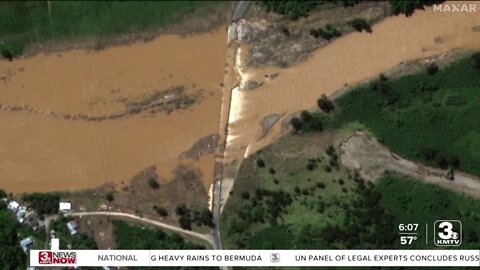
[
  {"xmin": 434, "ymin": 220, "xmax": 462, "ymax": 247},
  {"xmin": 38, "ymin": 251, "xmax": 77, "ymax": 264}
]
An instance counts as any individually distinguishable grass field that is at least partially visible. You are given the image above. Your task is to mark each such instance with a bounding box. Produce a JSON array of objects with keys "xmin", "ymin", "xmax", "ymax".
[
  {"xmin": 328, "ymin": 56, "xmax": 480, "ymax": 176},
  {"xmin": 0, "ymin": 1, "xmax": 227, "ymax": 55}
]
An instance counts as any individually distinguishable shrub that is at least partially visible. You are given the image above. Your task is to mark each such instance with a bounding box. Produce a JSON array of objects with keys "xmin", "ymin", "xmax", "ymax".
[
  {"xmin": 280, "ymin": 26, "xmax": 290, "ymax": 35},
  {"xmin": 300, "ymin": 110, "xmax": 312, "ymax": 122},
  {"xmin": 269, "ymin": 168, "xmax": 276, "ymax": 175},
  {"xmin": 317, "ymin": 95, "xmax": 335, "ymax": 113},
  {"xmin": 324, "ymin": 165, "xmax": 332, "ymax": 172},
  {"xmin": 290, "ymin": 116, "xmax": 303, "ymax": 132},
  {"xmin": 176, "ymin": 204, "xmax": 189, "ymax": 216},
  {"xmin": 311, "ymin": 24, "xmax": 341, "ymax": 40},
  {"xmin": 153, "ymin": 206, "xmax": 168, "ymax": 217},
  {"xmin": 178, "ymin": 215, "xmax": 192, "ymax": 230},
  {"xmin": 426, "ymin": 62, "xmax": 439, "ymax": 75},
  {"xmin": 326, "ymin": 145, "xmax": 336, "ymax": 156},
  {"xmin": 349, "ymin": 18, "xmax": 372, "ymax": 33},
  {"xmin": 147, "ymin": 177, "xmax": 160, "ymax": 189},
  {"xmin": 106, "ymin": 192, "xmax": 114, "ymax": 202},
  {"xmin": 316, "ymin": 182, "xmax": 326, "ymax": 189},
  {"xmin": 0, "ymin": 189, "xmax": 6, "ymax": 198},
  {"xmin": 241, "ymin": 191, "xmax": 250, "ymax": 200},
  {"xmin": 306, "ymin": 161, "xmax": 317, "ymax": 171},
  {"xmin": 256, "ymin": 158, "xmax": 266, "ymax": 168},
  {"xmin": 472, "ymin": 52, "xmax": 480, "ymax": 69}
]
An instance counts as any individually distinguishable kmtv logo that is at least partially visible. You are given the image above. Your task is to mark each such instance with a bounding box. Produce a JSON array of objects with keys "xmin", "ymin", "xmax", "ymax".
[
  {"xmin": 434, "ymin": 220, "xmax": 462, "ymax": 246},
  {"xmin": 39, "ymin": 251, "xmax": 77, "ymax": 264}
]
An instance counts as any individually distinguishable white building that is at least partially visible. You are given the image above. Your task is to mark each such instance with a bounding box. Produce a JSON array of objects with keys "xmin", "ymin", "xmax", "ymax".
[
  {"xmin": 59, "ymin": 201, "xmax": 72, "ymax": 212},
  {"xmin": 66, "ymin": 220, "xmax": 78, "ymax": 235},
  {"xmin": 7, "ymin": 201, "xmax": 19, "ymax": 212}
]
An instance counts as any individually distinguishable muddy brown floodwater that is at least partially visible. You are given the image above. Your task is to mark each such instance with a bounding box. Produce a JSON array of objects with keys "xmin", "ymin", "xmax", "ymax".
[
  {"xmin": 227, "ymin": 2, "xmax": 480, "ymax": 162},
  {"xmin": 0, "ymin": 28, "xmax": 227, "ymax": 193}
]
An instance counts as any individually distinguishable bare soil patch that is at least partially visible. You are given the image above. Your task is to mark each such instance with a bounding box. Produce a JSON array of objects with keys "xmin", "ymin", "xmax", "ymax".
[{"xmin": 340, "ymin": 131, "xmax": 480, "ymax": 199}]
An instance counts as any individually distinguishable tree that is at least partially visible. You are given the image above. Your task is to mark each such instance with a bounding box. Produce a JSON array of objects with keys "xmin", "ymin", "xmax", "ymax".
[
  {"xmin": 147, "ymin": 177, "xmax": 160, "ymax": 189},
  {"xmin": 300, "ymin": 110, "xmax": 312, "ymax": 122},
  {"xmin": 23, "ymin": 192, "xmax": 60, "ymax": 216},
  {"xmin": 290, "ymin": 116, "xmax": 303, "ymax": 132},
  {"xmin": 426, "ymin": 62, "xmax": 439, "ymax": 75},
  {"xmin": 349, "ymin": 18, "xmax": 372, "ymax": 33},
  {"xmin": 269, "ymin": 168, "xmax": 276, "ymax": 175},
  {"xmin": 0, "ymin": 189, "xmax": 6, "ymax": 199},
  {"xmin": 317, "ymin": 95, "xmax": 335, "ymax": 113},
  {"xmin": 176, "ymin": 204, "xmax": 189, "ymax": 216},
  {"xmin": 389, "ymin": 0, "xmax": 443, "ymax": 17},
  {"xmin": 256, "ymin": 158, "xmax": 266, "ymax": 168},
  {"xmin": 199, "ymin": 209, "xmax": 214, "ymax": 227},
  {"xmin": 1, "ymin": 49, "xmax": 13, "ymax": 61},
  {"xmin": 472, "ymin": 52, "xmax": 480, "ymax": 69},
  {"xmin": 178, "ymin": 215, "xmax": 192, "ymax": 230},
  {"xmin": 0, "ymin": 210, "xmax": 26, "ymax": 268},
  {"xmin": 106, "ymin": 192, "xmax": 114, "ymax": 202}
]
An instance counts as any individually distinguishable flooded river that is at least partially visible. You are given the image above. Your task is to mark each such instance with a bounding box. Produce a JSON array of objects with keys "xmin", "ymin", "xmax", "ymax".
[
  {"xmin": 0, "ymin": 29, "xmax": 227, "ymax": 193},
  {"xmin": 227, "ymin": 3, "xmax": 480, "ymax": 161}
]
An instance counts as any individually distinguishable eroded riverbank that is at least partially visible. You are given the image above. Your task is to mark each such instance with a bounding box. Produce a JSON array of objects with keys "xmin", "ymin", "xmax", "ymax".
[{"xmin": 226, "ymin": 2, "xmax": 480, "ymax": 163}]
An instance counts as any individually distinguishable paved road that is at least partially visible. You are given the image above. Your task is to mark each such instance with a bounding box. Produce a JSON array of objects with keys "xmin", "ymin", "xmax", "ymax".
[
  {"xmin": 210, "ymin": 1, "xmax": 253, "ymax": 253},
  {"xmin": 232, "ymin": 1, "xmax": 251, "ymax": 22},
  {"xmin": 66, "ymin": 211, "xmax": 214, "ymax": 245}
]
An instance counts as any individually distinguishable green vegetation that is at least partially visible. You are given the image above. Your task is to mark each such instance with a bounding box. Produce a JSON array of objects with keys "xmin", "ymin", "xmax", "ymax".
[
  {"xmin": 0, "ymin": 189, "xmax": 6, "ymax": 198},
  {"xmin": 0, "ymin": 206, "xmax": 26, "ymax": 269},
  {"xmin": 389, "ymin": 0, "xmax": 444, "ymax": 16},
  {"xmin": 348, "ymin": 18, "xmax": 372, "ymax": 33},
  {"xmin": 426, "ymin": 62, "xmax": 439, "ymax": 75},
  {"xmin": 260, "ymin": 1, "xmax": 320, "ymax": 20},
  {"xmin": 106, "ymin": 192, "xmax": 114, "ymax": 202},
  {"xmin": 309, "ymin": 24, "xmax": 341, "ymax": 40},
  {"xmin": 472, "ymin": 52, "xmax": 480, "ymax": 69},
  {"xmin": 260, "ymin": 1, "xmax": 362, "ymax": 20},
  {"xmin": 50, "ymin": 216, "xmax": 97, "ymax": 249},
  {"xmin": 113, "ymin": 220, "xmax": 204, "ymax": 249},
  {"xmin": 22, "ymin": 192, "xmax": 60, "ymax": 217},
  {"xmin": 222, "ymin": 133, "xmax": 357, "ymax": 248},
  {"xmin": 328, "ymin": 56, "xmax": 480, "ymax": 176},
  {"xmin": 175, "ymin": 204, "xmax": 213, "ymax": 230},
  {"xmin": 0, "ymin": 1, "xmax": 224, "ymax": 56},
  {"xmin": 317, "ymin": 94, "xmax": 335, "ymax": 113},
  {"xmin": 222, "ymin": 129, "xmax": 480, "ymax": 249},
  {"xmin": 377, "ymin": 174, "xmax": 480, "ymax": 248}
]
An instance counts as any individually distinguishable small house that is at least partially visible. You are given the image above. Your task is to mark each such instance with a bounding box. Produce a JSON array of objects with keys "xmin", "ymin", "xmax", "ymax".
[
  {"xmin": 66, "ymin": 220, "xmax": 78, "ymax": 235},
  {"xmin": 59, "ymin": 202, "xmax": 72, "ymax": 212},
  {"xmin": 16, "ymin": 207, "xmax": 26, "ymax": 223},
  {"xmin": 20, "ymin": 237, "xmax": 33, "ymax": 253},
  {"xmin": 7, "ymin": 201, "xmax": 19, "ymax": 212}
]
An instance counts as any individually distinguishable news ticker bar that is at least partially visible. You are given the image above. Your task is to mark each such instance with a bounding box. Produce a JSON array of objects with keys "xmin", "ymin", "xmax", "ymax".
[{"xmin": 30, "ymin": 249, "xmax": 480, "ymax": 267}]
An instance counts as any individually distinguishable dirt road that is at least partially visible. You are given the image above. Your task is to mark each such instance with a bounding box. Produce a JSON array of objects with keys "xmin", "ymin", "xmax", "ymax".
[
  {"xmin": 340, "ymin": 132, "xmax": 480, "ymax": 198},
  {"xmin": 66, "ymin": 211, "xmax": 214, "ymax": 246}
]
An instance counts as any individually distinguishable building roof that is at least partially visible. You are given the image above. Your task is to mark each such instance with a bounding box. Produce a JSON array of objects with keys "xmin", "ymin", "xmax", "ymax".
[
  {"xmin": 20, "ymin": 237, "xmax": 33, "ymax": 252},
  {"xmin": 59, "ymin": 202, "xmax": 72, "ymax": 212},
  {"xmin": 67, "ymin": 220, "xmax": 78, "ymax": 235},
  {"xmin": 7, "ymin": 201, "xmax": 19, "ymax": 212}
]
